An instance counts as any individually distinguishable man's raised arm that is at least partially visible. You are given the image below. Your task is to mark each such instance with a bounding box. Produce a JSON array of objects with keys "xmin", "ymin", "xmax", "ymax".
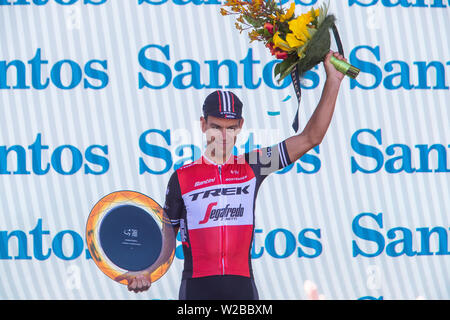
[{"xmin": 285, "ymin": 51, "xmax": 346, "ymax": 163}]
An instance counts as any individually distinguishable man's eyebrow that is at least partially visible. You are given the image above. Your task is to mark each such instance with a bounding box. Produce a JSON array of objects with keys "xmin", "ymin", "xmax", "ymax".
[{"xmin": 210, "ymin": 123, "xmax": 239, "ymax": 129}]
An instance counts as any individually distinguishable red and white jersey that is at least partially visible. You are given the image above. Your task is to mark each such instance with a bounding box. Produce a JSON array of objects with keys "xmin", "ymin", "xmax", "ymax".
[{"xmin": 163, "ymin": 139, "xmax": 292, "ymax": 279}]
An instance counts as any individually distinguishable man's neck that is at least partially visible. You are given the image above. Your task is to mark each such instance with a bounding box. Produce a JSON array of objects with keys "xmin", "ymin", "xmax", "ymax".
[{"xmin": 204, "ymin": 149, "xmax": 232, "ymax": 165}]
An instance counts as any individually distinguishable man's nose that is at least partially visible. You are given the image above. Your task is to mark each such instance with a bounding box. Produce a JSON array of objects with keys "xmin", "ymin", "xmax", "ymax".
[{"xmin": 221, "ymin": 129, "xmax": 235, "ymax": 140}]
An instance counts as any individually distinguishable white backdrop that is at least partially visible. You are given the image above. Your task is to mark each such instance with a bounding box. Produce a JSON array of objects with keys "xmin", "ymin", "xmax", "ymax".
[{"xmin": 0, "ymin": 0, "xmax": 449, "ymax": 299}]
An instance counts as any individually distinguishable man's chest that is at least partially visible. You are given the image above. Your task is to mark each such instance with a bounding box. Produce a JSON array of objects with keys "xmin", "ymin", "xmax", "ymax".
[
  {"xmin": 182, "ymin": 180, "xmax": 257, "ymax": 229},
  {"xmin": 177, "ymin": 164, "xmax": 257, "ymax": 230}
]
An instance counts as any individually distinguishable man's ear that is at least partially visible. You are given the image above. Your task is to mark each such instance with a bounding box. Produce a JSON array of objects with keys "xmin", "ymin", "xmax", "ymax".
[
  {"xmin": 239, "ymin": 118, "xmax": 244, "ymax": 128},
  {"xmin": 235, "ymin": 118, "xmax": 244, "ymax": 135},
  {"xmin": 236, "ymin": 118, "xmax": 244, "ymax": 134}
]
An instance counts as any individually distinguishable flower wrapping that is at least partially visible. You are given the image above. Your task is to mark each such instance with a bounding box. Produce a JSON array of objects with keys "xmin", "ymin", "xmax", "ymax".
[{"xmin": 221, "ymin": 0, "xmax": 360, "ymax": 83}]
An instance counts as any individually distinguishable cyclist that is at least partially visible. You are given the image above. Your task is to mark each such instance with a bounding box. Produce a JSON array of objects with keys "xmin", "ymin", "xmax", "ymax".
[{"xmin": 118, "ymin": 51, "xmax": 347, "ymax": 299}]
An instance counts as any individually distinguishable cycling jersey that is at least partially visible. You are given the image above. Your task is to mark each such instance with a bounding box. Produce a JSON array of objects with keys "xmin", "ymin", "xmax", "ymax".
[{"xmin": 163, "ymin": 139, "xmax": 292, "ymax": 298}]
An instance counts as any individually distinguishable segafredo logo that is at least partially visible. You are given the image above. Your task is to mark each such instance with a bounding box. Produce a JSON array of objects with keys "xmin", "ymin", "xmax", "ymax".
[{"xmin": 199, "ymin": 202, "xmax": 245, "ymax": 224}]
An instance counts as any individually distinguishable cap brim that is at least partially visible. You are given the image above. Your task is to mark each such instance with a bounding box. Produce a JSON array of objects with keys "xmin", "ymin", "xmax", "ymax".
[{"xmin": 205, "ymin": 112, "xmax": 242, "ymax": 120}]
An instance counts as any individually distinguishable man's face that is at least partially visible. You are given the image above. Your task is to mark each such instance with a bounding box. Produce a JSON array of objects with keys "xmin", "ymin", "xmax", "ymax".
[{"xmin": 201, "ymin": 115, "xmax": 244, "ymax": 158}]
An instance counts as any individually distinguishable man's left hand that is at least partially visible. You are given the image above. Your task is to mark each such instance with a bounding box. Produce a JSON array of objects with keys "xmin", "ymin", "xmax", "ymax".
[{"xmin": 324, "ymin": 50, "xmax": 347, "ymax": 83}]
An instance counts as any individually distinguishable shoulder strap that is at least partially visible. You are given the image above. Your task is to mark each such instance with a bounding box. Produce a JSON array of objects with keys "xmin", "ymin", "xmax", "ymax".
[
  {"xmin": 331, "ymin": 22, "xmax": 344, "ymax": 56},
  {"xmin": 290, "ymin": 22, "xmax": 343, "ymax": 133}
]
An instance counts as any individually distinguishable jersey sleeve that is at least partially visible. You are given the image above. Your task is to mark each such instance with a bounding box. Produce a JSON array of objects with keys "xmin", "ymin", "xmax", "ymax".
[
  {"xmin": 244, "ymin": 138, "xmax": 293, "ymax": 182},
  {"xmin": 162, "ymin": 170, "xmax": 185, "ymax": 228}
]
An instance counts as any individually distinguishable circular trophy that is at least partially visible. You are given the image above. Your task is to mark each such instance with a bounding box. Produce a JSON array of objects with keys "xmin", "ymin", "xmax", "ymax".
[{"xmin": 86, "ymin": 190, "xmax": 175, "ymax": 285}]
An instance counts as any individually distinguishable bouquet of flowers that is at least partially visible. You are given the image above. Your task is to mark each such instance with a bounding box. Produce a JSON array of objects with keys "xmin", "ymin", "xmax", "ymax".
[{"xmin": 220, "ymin": 0, "xmax": 360, "ymax": 82}]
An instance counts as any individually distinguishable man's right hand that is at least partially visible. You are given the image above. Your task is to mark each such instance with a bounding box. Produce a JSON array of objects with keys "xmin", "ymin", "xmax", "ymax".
[{"xmin": 115, "ymin": 272, "xmax": 152, "ymax": 293}]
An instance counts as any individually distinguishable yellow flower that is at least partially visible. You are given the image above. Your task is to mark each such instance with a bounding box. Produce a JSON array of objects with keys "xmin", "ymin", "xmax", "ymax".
[
  {"xmin": 273, "ymin": 32, "xmax": 293, "ymax": 52},
  {"xmin": 288, "ymin": 15, "xmax": 311, "ymax": 43},
  {"xmin": 304, "ymin": 8, "xmax": 320, "ymax": 23},
  {"xmin": 280, "ymin": 2, "xmax": 296, "ymax": 22},
  {"xmin": 286, "ymin": 33, "xmax": 304, "ymax": 48}
]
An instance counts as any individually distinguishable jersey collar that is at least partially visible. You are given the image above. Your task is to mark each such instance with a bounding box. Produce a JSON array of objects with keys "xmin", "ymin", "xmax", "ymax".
[{"xmin": 202, "ymin": 151, "xmax": 234, "ymax": 166}]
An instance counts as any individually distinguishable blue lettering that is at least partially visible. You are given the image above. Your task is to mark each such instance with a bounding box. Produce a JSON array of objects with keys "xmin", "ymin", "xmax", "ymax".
[
  {"xmin": 0, "ymin": 0, "xmax": 107, "ymax": 4},
  {"xmin": 263, "ymin": 60, "xmax": 291, "ymax": 89},
  {"xmin": 385, "ymin": 144, "xmax": 415, "ymax": 173},
  {"xmin": 204, "ymin": 59, "xmax": 241, "ymax": 89},
  {"xmin": 85, "ymin": 0, "xmax": 107, "ymax": 4},
  {"xmin": 351, "ymin": 128, "xmax": 384, "ymax": 173},
  {"xmin": 84, "ymin": 59, "xmax": 109, "ymax": 89},
  {"xmin": 2, "ymin": 134, "xmax": 109, "ymax": 175},
  {"xmin": 349, "ymin": 0, "xmax": 378, "ymax": 6},
  {"xmin": 350, "ymin": 45, "xmax": 382, "ymax": 90},
  {"xmin": 414, "ymin": 61, "xmax": 449, "ymax": 89},
  {"xmin": 28, "ymin": 48, "xmax": 49, "ymax": 90},
  {"xmin": 0, "ymin": 230, "xmax": 32, "ymax": 260},
  {"xmin": 84, "ymin": 145, "xmax": 109, "ymax": 175},
  {"xmin": 386, "ymin": 227, "xmax": 417, "ymax": 257},
  {"xmin": 297, "ymin": 228, "xmax": 322, "ymax": 258},
  {"xmin": 0, "ymin": 59, "xmax": 28, "ymax": 89},
  {"xmin": 300, "ymin": 66, "xmax": 320, "ymax": 90},
  {"xmin": 0, "ymin": 144, "xmax": 30, "ymax": 174},
  {"xmin": 139, "ymin": 0, "xmax": 233, "ymax": 4},
  {"xmin": 1, "ymin": 49, "xmax": 107, "ymax": 90},
  {"xmin": 297, "ymin": 145, "xmax": 321, "ymax": 174},
  {"xmin": 50, "ymin": 60, "xmax": 83, "ymax": 90},
  {"xmin": 352, "ymin": 212, "xmax": 385, "ymax": 257},
  {"xmin": 138, "ymin": 0, "xmax": 167, "ymax": 4},
  {"xmin": 416, "ymin": 144, "xmax": 450, "ymax": 173},
  {"xmin": 358, "ymin": 296, "xmax": 384, "ymax": 300},
  {"xmin": 0, "ymin": 0, "xmax": 33, "ymax": 4},
  {"xmin": 240, "ymin": 48, "xmax": 262, "ymax": 89},
  {"xmin": 138, "ymin": 44, "xmax": 172, "ymax": 89},
  {"xmin": 52, "ymin": 230, "xmax": 83, "ymax": 260},
  {"xmin": 55, "ymin": 0, "xmax": 77, "ymax": 4},
  {"xmin": 173, "ymin": 0, "xmax": 221, "ymax": 5},
  {"xmin": 51, "ymin": 145, "xmax": 83, "ymax": 175},
  {"xmin": 173, "ymin": 144, "xmax": 201, "ymax": 170},
  {"xmin": 383, "ymin": 60, "xmax": 414, "ymax": 90},
  {"xmin": 240, "ymin": 132, "xmax": 261, "ymax": 154},
  {"xmin": 251, "ymin": 229, "xmax": 264, "ymax": 259},
  {"xmin": 29, "ymin": 219, "xmax": 51, "ymax": 261},
  {"xmin": 382, "ymin": 0, "xmax": 413, "ymax": 7},
  {"xmin": 291, "ymin": 0, "xmax": 318, "ymax": 4},
  {"xmin": 352, "ymin": 129, "xmax": 449, "ymax": 174},
  {"xmin": 173, "ymin": 59, "xmax": 204, "ymax": 89},
  {"xmin": 416, "ymin": 227, "xmax": 450, "ymax": 255},
  {"xmin": 276, "ymin": 146, "xmax": 321, "ymax": 175},
  {"xmin": 353, "ymin": 213, "xmax": 449, "ymax": 257},
  {"xmin": 265, "ymin": 229, "xmax": 296, "ymax": 259},
  {"xmin": 139, "ymin": 129, "xmax": 173, "ymax": 174},
  {"xmin": 28, "ymin": 133, "xmax": 50, "ymax": 175}
]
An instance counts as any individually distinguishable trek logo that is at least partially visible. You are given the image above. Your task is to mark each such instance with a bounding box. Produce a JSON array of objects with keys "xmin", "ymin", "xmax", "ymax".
[
  {"xmin": 189, "ymin": 184, "xmax": 250, "ymax": 201},
  {"xmin": 199, "ymin": 202, "xmax": 245, "ymax": 224}
]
